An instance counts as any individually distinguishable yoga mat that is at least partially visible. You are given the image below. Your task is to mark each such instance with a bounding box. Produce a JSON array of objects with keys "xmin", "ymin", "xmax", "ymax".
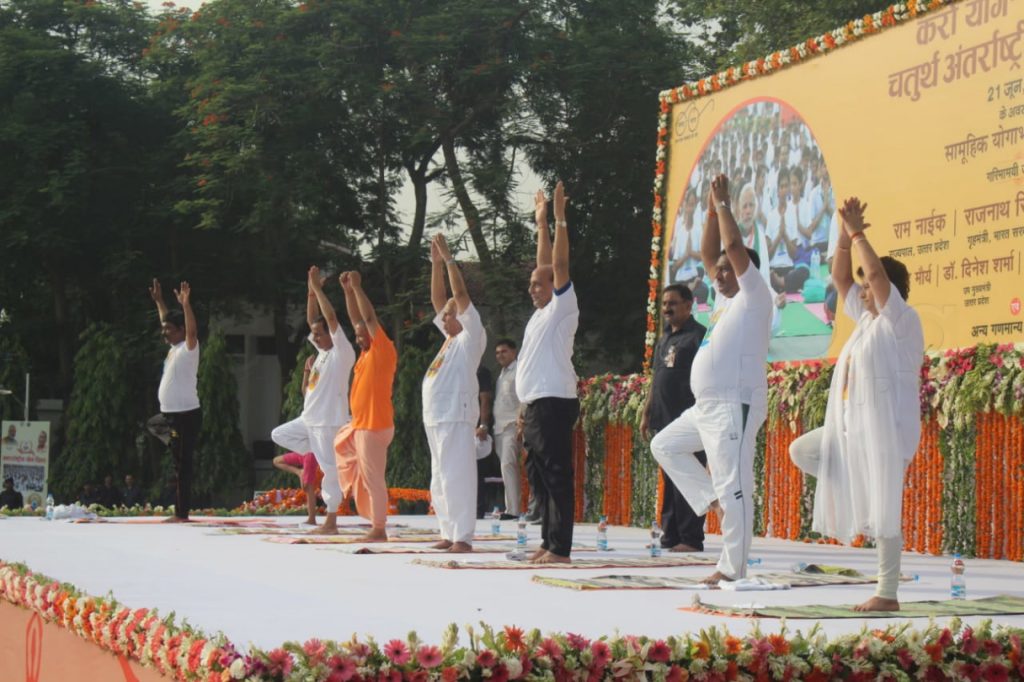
[
  {"xmin": 531, "ymin": 569, "xmax": 886, "ymax": 591},
  {"xmin": 339, "ymin": 543, "xmax": 600, "ymax": 555},
  {"xmin": 775, "ymin": 301, "xmax": 833, "ymax": 338},
  {"xmin": 71, "ymin": 517, "xmax": 290, "ymax": 528},
  {"xmin": 685, "ymin": 594, "xmax": 1024, "ymax": 619},
  {"xmin": 412, "ymin": 554, "xmax": 715, "ymax": 570},
  {"xmin": 265, "ymin": 533, "xmax": 514, "ymax": 545},
  {"xmin": 211, "ymin": 524, "xmax": 423, "ymax": 536}
]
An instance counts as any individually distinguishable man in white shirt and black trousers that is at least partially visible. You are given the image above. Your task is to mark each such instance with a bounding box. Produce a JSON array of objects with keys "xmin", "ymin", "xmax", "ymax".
[
  {"xmin": 651, "ymin": 174, "xmax": 773, "ymax": 584},
  {"xmin": 149, "ymin": 279, "xmax": 201, "ymax": 523},
  {"xmin": 516, "ymin": 181, "xmax": 580, "ymax": 564}
]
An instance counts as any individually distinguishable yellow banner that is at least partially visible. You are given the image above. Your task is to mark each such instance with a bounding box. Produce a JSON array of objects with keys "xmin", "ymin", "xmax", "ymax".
[{"xmin": 661, "ymin": 0, "xmax": 1024, "ymax": 359}]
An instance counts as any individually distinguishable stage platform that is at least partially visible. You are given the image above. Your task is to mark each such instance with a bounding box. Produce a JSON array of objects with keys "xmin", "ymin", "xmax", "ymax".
[{"xmin": 2, "ymin": 515, "xmax": 1023, "ymax": 650}]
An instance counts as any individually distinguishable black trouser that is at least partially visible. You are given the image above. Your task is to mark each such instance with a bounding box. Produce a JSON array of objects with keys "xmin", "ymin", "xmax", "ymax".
[
  {"xmin": 658, "ymin": 450, "xmax": 707, "ymax": 550},
  {"xmin": 164, "ymin": 408, "xmax": 201, "ymax": 519},
  {"xmin": 523, "ymin": 397, "xmax": 580, "ymax": 557}
]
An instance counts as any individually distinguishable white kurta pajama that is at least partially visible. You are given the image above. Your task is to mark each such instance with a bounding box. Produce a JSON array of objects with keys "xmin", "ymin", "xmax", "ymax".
[
  {"xmin": 790, "ymin": 281, "xmax": 923, "ymax": 598},
  {"xmin": 271, "ymin": 326, "xmax": 355, "ymax": 513},
  {"xmin": 422, "ymin": 304, "xmax": 487, "ymax": 544}
]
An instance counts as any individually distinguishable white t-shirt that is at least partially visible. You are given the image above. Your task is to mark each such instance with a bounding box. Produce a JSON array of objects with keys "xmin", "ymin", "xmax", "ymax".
[
  {"xmin": 516, "ymin": 282, "xmax": 579, "ymax": 403},
  {"xmin": 158, "ymin": 341, "xmax": 200, "ymax": 413},
  {"xmin": 302, "ymin": 325, "xmax": 356, "ymax": 427},
  {"xmin": 422, "ymin": 303, "xmax": 487, "ymax": 426},
  {"xmin": 493, "ymin": 360, "xmax": 520, "ymax": 432},
  {"xmin": 690, "ymin": 264, "xmax": 772, "ymax": 405}
]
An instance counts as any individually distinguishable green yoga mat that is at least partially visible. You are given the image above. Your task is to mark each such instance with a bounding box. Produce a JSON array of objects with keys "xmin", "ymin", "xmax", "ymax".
[
  {"xmin": 695, "ymin": 301, "xmax": 831, "ymax": 339},
  {"xmin": 686, "ymin": 594, "xmax": 1024, "ymax": 619},
  {"xmin": 532, "ymin": 569, "xmax": 885, "ymax": 591}
]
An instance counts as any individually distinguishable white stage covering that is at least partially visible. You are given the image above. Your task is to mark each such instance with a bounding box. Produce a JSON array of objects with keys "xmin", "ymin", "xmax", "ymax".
[{"xmin": 2, "ymin": 515, "xmax": 1023, "ymax": 650}]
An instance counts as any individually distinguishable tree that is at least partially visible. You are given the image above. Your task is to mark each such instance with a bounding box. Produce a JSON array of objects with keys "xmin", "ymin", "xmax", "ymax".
[
  {"xmin": 668, "ymin": 0, "xmax": 898, "ymax": 67},
  {"xmin": 194, "ymin": 329, "xmax": 250, "ymax": 506},
  {"xmin": 49, "ymin": 323, "xmax": 141, "ymax": 500},
  {"xmin": 0, "ymin": 0, "xmax": 174, "ymax": 397},
  {"xmin": 523, "ymin": 0, "xmax": 697, "ymax": 371}
]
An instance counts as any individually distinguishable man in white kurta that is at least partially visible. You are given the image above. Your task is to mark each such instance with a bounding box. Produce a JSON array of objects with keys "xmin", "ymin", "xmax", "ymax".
[
  {"xmin": 789, "ymin": 197, "xmax": 923, "ymax": 611},
  {"xmin": 424, "ymin": 234, "xmax": 487, "ymax": 552},
  {"xmin": 493, "ymin": 339, "xmax": 522, "ymax": 516},
  {"xmin": 271, "ymin": 266, "xmax": 355, "ymax": 534},
  {"xmin": 651, "ymin": 174, "xmax": 772, "ymax": 583}
]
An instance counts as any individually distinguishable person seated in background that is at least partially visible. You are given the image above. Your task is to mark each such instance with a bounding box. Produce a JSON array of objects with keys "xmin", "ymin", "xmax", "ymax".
[
  {"xmin": 272, "ymin": 451, "xmax": 320, "ymax": 526},
  {"xmin": 80, "ymin": 482, "xmax": 101, "ymax": 506},
  {"xmin": 0, "ymin": 477, "xmax": 23, "ymax": 510},
  {"xmin": 99, "ymin": 474, "xmax": 122, "ymax": 508},
  {"xmin": 122, "ymin": 474, "xmax": 145, "ymax": 507}
]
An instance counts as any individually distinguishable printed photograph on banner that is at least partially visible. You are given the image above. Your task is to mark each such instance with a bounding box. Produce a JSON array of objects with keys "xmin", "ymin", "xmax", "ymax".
[
  {"xmin": 1, "ymin": 420, "xmax": 51, "ymax": 508},
  {"xmin": 666, "ymin": 98, "xmax": 836, "ymax": 361}
]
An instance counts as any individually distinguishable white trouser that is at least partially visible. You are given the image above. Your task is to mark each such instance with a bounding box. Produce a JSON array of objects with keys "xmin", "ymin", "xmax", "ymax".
[
  {"xmin": 789, "ymin": 427, "xmax": 904, "ymax": 599},
  {"xmin": 495, "ymin": 424, "xmax": 521, "ymax": 516},
  {"xmin": 425, "ymin": 421, "xmax": 478, "ymax": 543},
  {"xmin": 651, "ymin": 400, "xmax": 765, "ymax": 579},
  {"xmin": 271, "ymin": 417, "xmax": 345, "ymax": 513}
]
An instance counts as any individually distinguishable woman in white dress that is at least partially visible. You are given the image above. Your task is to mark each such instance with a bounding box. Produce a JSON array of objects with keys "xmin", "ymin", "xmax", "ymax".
[{"xmin": 788, "ymin": 197, "xmax": 924, "ymax": 611}]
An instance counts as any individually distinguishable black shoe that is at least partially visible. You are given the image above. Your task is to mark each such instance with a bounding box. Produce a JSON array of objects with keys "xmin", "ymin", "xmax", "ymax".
[{"xmin": 499, "ymin": 513, "xmax": 518, "ymax": 521}]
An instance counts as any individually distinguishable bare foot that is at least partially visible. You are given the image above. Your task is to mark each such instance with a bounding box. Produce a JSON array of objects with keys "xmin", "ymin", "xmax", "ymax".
[
  {"xmin": 431, "ymin": 540, "xmax": 454, "ymax": 550},
  {"xmin": 304, "ymin": 518, "xmax": 318, "ymax": 526},
  {"xmin": 448, "ymin": 542, "xmax": 473, "ymax": 553},
  {"xmin": 853, "ymin": 596, "xmax": 900, "ymax": 612},
  {"xmin": 667, "ymin": 543, "xmax": 701, "ymax": 553},
  {"xmin": 358, "ymin": 528, "xmax": 388, "ymax": 543},
  {"xmin": 531, "ymin": 551, "xmax": 571, "ymax": 564},
  {"xmin": 162, "ymin": 516, "xmax": 190, "ymax": 523},
  {"xmin": 529, "ymin": 548, "xmax": 547, "ymax": 561},
  {"xmin": 309, "ymin": 524, "xmax": 339, "ymax": 535},
  {"xmin": 702, "ymin": 571, "xmax": 734, "ymax": 586}
]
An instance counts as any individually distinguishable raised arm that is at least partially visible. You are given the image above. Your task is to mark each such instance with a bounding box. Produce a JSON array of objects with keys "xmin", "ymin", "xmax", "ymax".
[
  {"xmin": 149, "ymin": 278, "xmax": 169, "ymax": 323},
  {"xmin": 711, "ymin": 175, "xmax": 751, "ymax": 277},
  {"xmin": 300, "ymin": 355, "xmax": 315, "ymax": 395},
  {"xmin": 174, "ymin": 282, "xmax": 199, "ymax": 350},
  {"xmin": 429, "ymin": 236, "xmax": 447, "ymax": 315},
  {"xmin": 339, "ymin": 272, "xmax": 363, "ymax": 330},
  {"xmin": 551, "ymin": 181, "xmax": 570, "ymax": 290},
  {"xmin": 306, "ymin": 275, "xmax": 319, "ymax": 328},
  {"xmin": 700, "ymin": 184, "xmax": 722, "ymax": 277},
  {"xmin": 842, "ymin": 198, "xmax": 890, "ymax": 308},
  {"xmin": 831, "ymin": 203, "xmax": 855, "ymax": 301},
  {"xmin": 308, "ymin": 266, "xmax": 339, "ymax": 333},
  {"xmin": 347, "ymin": 271, "xmax": 380, "ymax": 337},
  {"xmin": 434, "ymin": 233, "xmax": 470, "ymax": 313},
  {"xmin": 534, "ymin": 188, "xmax": 552, "ymax": 268}
]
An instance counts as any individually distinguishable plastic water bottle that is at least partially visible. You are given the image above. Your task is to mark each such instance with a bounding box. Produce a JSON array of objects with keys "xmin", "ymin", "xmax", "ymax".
[
  {"xmin": 950, "ymin": 554, "xmax": 966, "ymax": 600},
  {"xmin": 810, "ymin": 248, "xmax": 821, "ymax": 277},
  {"xmin": 490, "ymin": 507, "xmax": 502, "ymax": 535},
  {"xmin": 790, "ymin": 561, "xmax": 808, "ymax": 572},
  {"xmin": 45, "ymin": 494, "xmax": 55, "ymax": 521},
  {"xmin": 596, "ymin": 515, "xmax": 609, "ymax": 551},
  {"xmin": 747, "ymin": 557, "xmax": 763, "ymax": 567},
  {"xmin": 516, "ymin": 515, "xmax": 528, "ymax": 552},
  {"xmin": 649, "ymin": 522, "xmax": 663, "ymax": 558}
]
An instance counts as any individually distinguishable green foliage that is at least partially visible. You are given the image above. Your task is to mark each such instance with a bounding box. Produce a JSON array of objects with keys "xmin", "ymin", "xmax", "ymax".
[
  {"xmin": 668, "ymin": 0, "xmax": 898, "ymax": 68},
  {"xmin": 50, "ymin": 324, "xmax": 141, "ymax": 500},
  {"xmin": 629, "ymin": 434, "xmax": 658, "ymax": 527},
  {"xmin": 0, "ymin": 334, "xmax": 30, "ymax": 422},
  {"xmin": 194, "ymin": 330, "xmax": 251, "ymax": 507},
  {"xmin": 386, "ymin": 341, "xmax": 437, "ymax": 490},
  {"xmin": 941, "ymin": 422, "xmax": 977, "ymax": 557}
]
